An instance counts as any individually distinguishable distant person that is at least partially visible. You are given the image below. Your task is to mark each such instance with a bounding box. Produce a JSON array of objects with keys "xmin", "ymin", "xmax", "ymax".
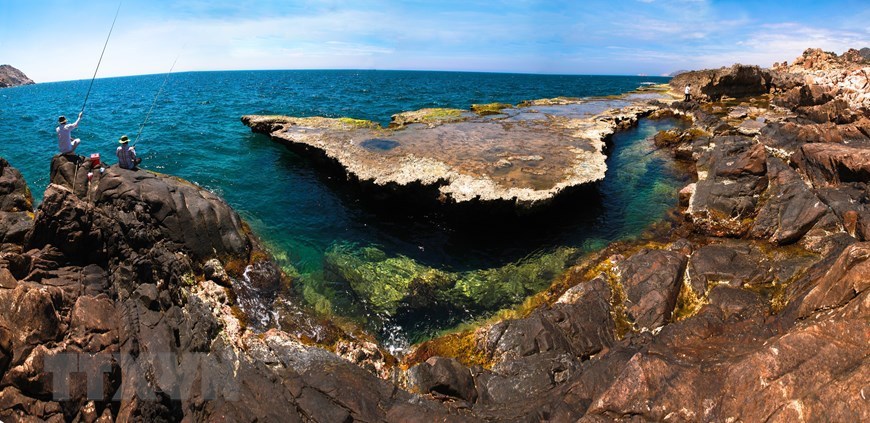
[
  {"xmin": 116, "ymin": 135, "xmax": 140, "ymax": 169},
  {"xmin": 56, "ymin": 112, "xmax": 83, "ymax": 154},
  {"xmin": 684, "ymin": 84, "xmax": 692, "ymax": 102}
]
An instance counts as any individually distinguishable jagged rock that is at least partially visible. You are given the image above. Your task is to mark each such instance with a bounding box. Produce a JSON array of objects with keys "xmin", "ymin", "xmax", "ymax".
[
  {"xmin": 793, "ymin": 142, "xmax": 870, "ymax": 187},
  {"xmin": 669, "ymin": 64, "xmax": 771, "ymax": 101},
  {"xmin": 773, "ymin": 84, "xmax": 835, "ymax": 109},
  {"xmin": 751, "ymin": 158, "xmax": 831, "ymax": 244}
]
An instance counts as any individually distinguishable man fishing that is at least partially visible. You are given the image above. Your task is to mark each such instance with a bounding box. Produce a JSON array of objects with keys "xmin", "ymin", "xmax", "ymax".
[
  {"xmin": 56, "ymin": 112, "xmax": 83, "ymax": 154},
  {"xmin": 116, "ymin": 135, "xmax": 140, "ymax": 169}
]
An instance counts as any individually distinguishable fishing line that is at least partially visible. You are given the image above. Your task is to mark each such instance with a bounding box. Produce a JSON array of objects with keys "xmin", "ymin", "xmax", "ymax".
[
  {"xmin": 80, "ymin": 0, "xmax": 122, "ymax": 115},
  {"xmin": 133, "ymin": 55, "xmax": 181, "ymax": 146}
]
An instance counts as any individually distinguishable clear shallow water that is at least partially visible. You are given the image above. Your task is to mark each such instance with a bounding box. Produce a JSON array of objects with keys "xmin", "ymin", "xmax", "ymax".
[{"xmin": 0, "ymin": 70, "xmax": 679, "ymax": 345}]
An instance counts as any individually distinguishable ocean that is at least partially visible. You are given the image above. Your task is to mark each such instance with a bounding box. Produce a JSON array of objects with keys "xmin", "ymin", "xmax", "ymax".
[{"xmin": 0, "ymin": 70, "xmax": 683, "ymax": 346}]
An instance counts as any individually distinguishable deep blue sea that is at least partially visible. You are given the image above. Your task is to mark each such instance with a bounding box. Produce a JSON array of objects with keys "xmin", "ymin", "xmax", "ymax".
[{"xmin": 0, "ymin": 70, "xmax": 680, "ymax": 346}]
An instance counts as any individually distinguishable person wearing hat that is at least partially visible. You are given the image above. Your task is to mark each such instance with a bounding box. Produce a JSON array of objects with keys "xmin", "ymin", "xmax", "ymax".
[
  {"xmin": 56, "ymin": 111, "xmax": 83, "ymax": 154},
  {"xmin": 116, "ymin": 135, "xmax": 140, "ymax": 170}
]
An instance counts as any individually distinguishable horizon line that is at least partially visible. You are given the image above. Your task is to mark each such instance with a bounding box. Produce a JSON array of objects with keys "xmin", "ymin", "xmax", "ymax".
[{"xmin": 21, "ymin": 67, "xmax": 676, "ymax": 85}]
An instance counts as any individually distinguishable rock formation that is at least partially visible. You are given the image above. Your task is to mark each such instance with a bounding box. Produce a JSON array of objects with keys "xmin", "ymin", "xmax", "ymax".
[
  {"xmin": 0, "ymin": 65, "xmax": 34, "ymax": 88},
  {"xmin": 243, "ymin": 90, "xmax": 669, "ymax": 213},
  {"xmin": 0, "ymin": 156, "xmax": 465, "ymax": 421}
]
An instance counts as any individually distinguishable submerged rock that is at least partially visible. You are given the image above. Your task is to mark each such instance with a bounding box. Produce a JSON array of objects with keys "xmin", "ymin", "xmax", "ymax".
[{"xmin": 242, "ymin": 92, "xmax": 667, "ymax": 213}]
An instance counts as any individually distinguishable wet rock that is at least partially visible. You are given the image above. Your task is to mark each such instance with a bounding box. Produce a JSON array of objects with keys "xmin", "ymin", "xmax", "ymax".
[
  {"xmin": 793, "ymin": 143, "xmax": 870, "ymax": 187},
  {"xmin": 325, "ymin": 244, "xmax": 578, "ymax": 318},
  {"xmin": 407, "ymin": 356, "xmax": 478, "ymax": 402},
  {"xmin": 750, "ymin": 158, "xmax": 831, "ymax": 244}
]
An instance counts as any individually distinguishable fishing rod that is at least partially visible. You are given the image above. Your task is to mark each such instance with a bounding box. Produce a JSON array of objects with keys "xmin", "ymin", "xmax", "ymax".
[
  {"xmin": 80, "ymin": 1, "xmax": 123, "ymax": 116},
  {"xmin": 133, "ymin": 55, "xmax": 180, "ymax": 146}
]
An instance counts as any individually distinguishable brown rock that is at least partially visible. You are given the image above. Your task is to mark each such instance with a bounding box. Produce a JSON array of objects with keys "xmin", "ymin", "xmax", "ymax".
[
  {"xmin": 795, "ymin": 242, "xmax": 870, "ymax": 318},
  {"xmin": 669, "ymin": 64, "xmax": 772, "ymax": 102},
  {"xmin": 408, "ymin": 356, "xmax": 478, "ymax": 403},
  {"xmin": 750, "ymin": 158, "xmax": 831, "ymax": 244},
  {"xmin": 618, "ymin": 249, "xmax": 687, "ymax": 330},
  {"xmin": 793, "ymin": 143, "xmax": 870, "ymax": 187}
]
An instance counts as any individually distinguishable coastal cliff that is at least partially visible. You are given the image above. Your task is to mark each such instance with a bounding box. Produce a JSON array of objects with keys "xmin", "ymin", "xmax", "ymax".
[
  {"xmin": 0, "ymin": 65, "xmax": 34, "ymax": 88},
  {"xmin": 0, "ymin": 47, "xmax": 868, "ymax": 421}
]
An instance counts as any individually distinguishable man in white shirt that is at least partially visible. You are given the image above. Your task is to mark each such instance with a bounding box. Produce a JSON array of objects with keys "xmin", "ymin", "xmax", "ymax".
[
  {"xmin": 56, "ymin": 112, "xmax": 83, "ymax": 154},
  {"xmin": 684, "ymin": 84, "xmax": 692, "ymax": 102}
]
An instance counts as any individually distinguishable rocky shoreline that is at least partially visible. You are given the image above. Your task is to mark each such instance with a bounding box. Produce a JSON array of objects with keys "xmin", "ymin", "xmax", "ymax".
[{"xmin": 1, "ymin": 48, "xmax": 868, "ymax": 421}]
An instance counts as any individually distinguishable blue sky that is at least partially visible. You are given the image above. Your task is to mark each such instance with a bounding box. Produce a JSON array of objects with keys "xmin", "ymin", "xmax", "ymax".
[{"xmin": 1, "ymin": 0, "xmax": 868, "ymax": 82}]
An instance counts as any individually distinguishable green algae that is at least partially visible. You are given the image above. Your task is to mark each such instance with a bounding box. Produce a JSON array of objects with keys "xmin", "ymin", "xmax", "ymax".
[
  {"xmin": 389, "ymin": 108, "xmax": 466, "ymax": 128},
  {"xmin": 471, "ymin": 102, "xmax": 513, "ymax": 116},
  {"xmin": 337, "ymin": 117, "xmax": 380, "ymax": 129},
  {"xmin": 323, "ymin": 244, "xmax": 581, "ymax": 318}
]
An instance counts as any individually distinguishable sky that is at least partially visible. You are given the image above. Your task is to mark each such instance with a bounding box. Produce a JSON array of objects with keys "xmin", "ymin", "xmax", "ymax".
[{"xmin": 1, "ymin": 0, "xmax": 868, "ymax": 82}]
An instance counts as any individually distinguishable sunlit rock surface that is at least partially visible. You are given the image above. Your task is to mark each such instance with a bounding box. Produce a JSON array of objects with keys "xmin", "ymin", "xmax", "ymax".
[{"xmin": 243, "ymin": 91, "xmax": 669, "ymax": 210}]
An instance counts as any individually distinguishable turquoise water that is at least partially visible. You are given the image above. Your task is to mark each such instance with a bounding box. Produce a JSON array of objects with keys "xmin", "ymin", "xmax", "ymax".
[{"xmin": 0, "ymin": 70, "xmax": 681, "ymax": 345}]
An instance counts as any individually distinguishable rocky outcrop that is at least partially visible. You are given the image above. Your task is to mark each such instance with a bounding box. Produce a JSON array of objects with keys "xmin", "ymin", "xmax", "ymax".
[
  {"xmin": 0, "ymin": 156, "xmax": 467, "ymax": 422},
  {"xmin": 0, "ymin": 65, "xmax": 34, "ymax": 88},
  {"xmin": 669, "ymin": 64, "xmax": 773, "ymax": 101},
  {"xmin": 242, "ymin": 90, "xmax": 669, "ymax": 213}
]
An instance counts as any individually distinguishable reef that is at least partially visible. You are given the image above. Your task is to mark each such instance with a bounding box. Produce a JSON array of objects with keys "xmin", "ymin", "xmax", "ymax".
[
  {"xmin": 242, "ymin": 90, "xmax": 669, "ymax": 213},
  {"xmin": 1, "ymin": 47, "xmax": 869, "ymax": 422},
  {"xmin": 0, "ymin": 65, "xmax": 34, "ymax": 88}
]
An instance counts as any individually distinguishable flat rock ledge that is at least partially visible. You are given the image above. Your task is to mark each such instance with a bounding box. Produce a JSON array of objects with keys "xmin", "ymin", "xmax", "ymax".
[{"xmin": 243, "ymin": 91, "xmax": 669, "ymax": 211}]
